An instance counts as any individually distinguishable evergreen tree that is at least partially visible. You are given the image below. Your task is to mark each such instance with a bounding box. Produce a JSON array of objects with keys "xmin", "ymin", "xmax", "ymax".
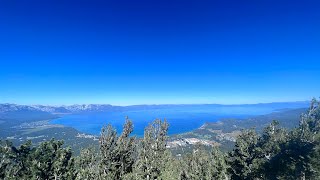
[
  {"xmin": 99, "ymin": 118, "xmax": 136, "ymax": 179},
  {"xmin": 75, "ymin": 147, "xmax": 100, "ymax": 180},
  {"xmin": 228, "ymin": 129, "xmax": 260, "ymax": 180},
  {"xmin": 135, "ymin": 119, "xmax": 169, "ymax": 180},
  {"xmin": 226, "ymin": 99, "xmax": 320, "ymax": 179},
  {"xmin": 159, "ymin": 150, "xmax": 181, "ymax": 180},
  {"xmin": 180, "ymin": 145, "xmax": 211, "ymax": 180},
  {"xmin": 257, "ymin": 120, "xmax": 288, "ymax": 179},
  {"xmin": 30, "ymin": 139, "xmax": 76, "ymax": 180},
  {"xmin": 208, "ymin": 147, "xmax": 229, "ymax": 180},
  {"xmin": 181, "ymin": 145, "xmax": 228, "ymax": 180},
  {"xmin": 0, "ymin": 140, "xmax": 33, "ymax": 179},
  {"xmin": 269, "ymin": 99, "xmax": 320, "ymax": 179},
  {"xmin": 0, "ymin": 140, "xmax": 9, "ymax": 179}
]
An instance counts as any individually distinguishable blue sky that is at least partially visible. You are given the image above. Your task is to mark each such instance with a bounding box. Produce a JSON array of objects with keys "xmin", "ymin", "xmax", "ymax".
[{"xmin": 0, "ymin": 0, "xmax": 320, "ymax": 105}]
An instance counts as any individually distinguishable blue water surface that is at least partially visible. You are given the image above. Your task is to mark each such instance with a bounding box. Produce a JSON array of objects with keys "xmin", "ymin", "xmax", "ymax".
[{"xmin": 50, "ymin": 105, "xmax": 282, "ymax": 136}]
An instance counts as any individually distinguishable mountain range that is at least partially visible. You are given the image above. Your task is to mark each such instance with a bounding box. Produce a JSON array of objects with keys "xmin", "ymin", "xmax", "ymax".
[{"xmin": 0, "ymin": 101, "xmax": 310, "ymax": 115}]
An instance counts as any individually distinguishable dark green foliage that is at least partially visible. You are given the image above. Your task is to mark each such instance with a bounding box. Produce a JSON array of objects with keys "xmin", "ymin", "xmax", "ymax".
[
  {"xmin": 0, "ymin": 140, "xmax": 33, "ymax": 179},
  {"xmin": 209, "ymin": 147, "xmax": 229, "ymax": 179},
  {"xmin": 228, "ymin": 129, "xmax": 260, "ymax": 180},
  {"xmin": 227, "ymin": 98, "xmax": 320, "ymax": 180},
  {"xmin": 99, "ymin": 118, "xmax": 136, "ymax": 179},
  {"xmin": 181, "ymin": 145, "xmax": 228, "ymax": 180},
  {"xmin": 75, "ymin": 147, "xmax": 100, "ymax": 179},
  {"xmin": 0, "ymin": 139, "xmax": 75, "ymax": 180},
  {"xmin": 265, "ymin": 99, "xmax": 320, "ymax": 180},
  {"xmin": 135, "ymin": 119, "xmax": 169, "ymax": 180},
  {"xmin": 159, "ymin": 150, "xmax": 181, "ymax": 180},
  {"xmin": 181, "ymin": 145, "xmax": 211, "ymax": 179},
  {"xmin": 31, "ymin": 139, "xmax": 76, "ymax": 179}
]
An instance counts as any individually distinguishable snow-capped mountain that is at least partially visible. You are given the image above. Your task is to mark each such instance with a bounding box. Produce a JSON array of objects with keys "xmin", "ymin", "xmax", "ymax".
[
  {"xmin": 0, "ymin": 103, "xmax": 40, "ymax": 113},
  {"xmin": 64, "ymin": 104, "xmax": 114, "ymax": 113},
  {"xmin": 0, "ymin": 103, "xmax": 115, "ymax": 114},
  {"xmin": 0, "ymin": 101, "xmax": 310, "ymax": 115}
]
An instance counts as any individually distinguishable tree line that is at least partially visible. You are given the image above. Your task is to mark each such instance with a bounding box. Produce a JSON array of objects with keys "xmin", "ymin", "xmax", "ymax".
[{"xmin": 1, "ymin": 99, "xmax": 320, "ymax": 180}]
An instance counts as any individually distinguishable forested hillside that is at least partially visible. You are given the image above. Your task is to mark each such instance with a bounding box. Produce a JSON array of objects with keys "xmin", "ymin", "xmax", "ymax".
[
  {"xmin": 169, "ymin": 108, "xmax": 306, "ymax": 153},
  {"xmin": 1, "ymin": 99, "xmax": 320, "ymax": 179}
]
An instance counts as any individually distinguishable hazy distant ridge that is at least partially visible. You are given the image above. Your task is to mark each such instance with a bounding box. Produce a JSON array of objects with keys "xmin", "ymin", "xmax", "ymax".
[{"xmin": 0, "ymin": 101, "xmax": 310, "ymax": 115}]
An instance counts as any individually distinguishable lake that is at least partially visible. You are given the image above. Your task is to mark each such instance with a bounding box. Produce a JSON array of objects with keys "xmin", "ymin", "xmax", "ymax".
[{"xmin": 50, "ymin": 105, "xmax": 284, "ymax": 136}]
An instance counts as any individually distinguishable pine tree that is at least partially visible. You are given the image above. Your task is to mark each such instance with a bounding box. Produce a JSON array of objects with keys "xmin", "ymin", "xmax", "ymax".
[
  {"xmin": 75, "ymin": 147, "xmax": 100, "ymax": 180},
  {"xmin": 0, "ymin": 140, "xmax": 33, "ymax": 179},
  {"xmin": 257, "ymin": 120, "xmax": 288, "ymax": 179},
  {"xmin": 181, "ymin": 145, "xmax": 228, "ymax": 180},
  {"xmin": 270, "ymin": 99, "xmax": 320, "ymax": 179},
  {"xmin": 135, "ymin": 119, "xmax": 169, "ymax": 180},
  {"xmin": 30, "ymin": 139, "xmax": 76, "ymax": 180},
  {"xmin": 180, "ymin": 145, "xmax": 211, "ymax": 180},
  {"xmin": 227, "ymin": 129, "xmax": 260, "ymax": 180},
  {"xmin": 99, "ymin": 118, "xmax": 136, "ymax": 179},
  {"xmin": 208, "ymin": 147, "xmax": 229, "ymax": 180},
  {"xmin": 158, "ymin": 150, "xmax": 181, "ymax": 180},
  {"xmin": 0, "ymin": 140, "xmax": 9, "ymax": 179}
]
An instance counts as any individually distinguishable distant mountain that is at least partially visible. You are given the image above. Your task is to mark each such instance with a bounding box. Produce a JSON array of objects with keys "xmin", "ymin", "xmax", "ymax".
[
  {"xmin": 30, "ymin": 104, "xmax": 115, "ymax": 113},
  {"xmin": 63, "ymin": 104, "xmax": 114, "ymax": 113},
  {"xmin": 0, "ymin": 101, "xmax": 310, "ymax": 115},
  {"xmin": 0, "ymin": 104, "xmax": 116, "ymax": 114},
  {"xmin": 0, "ymin": 103, "xmax": 40, "ymax": 113},
  {"xmin": 0, "ymin": 104, "xmax": 58, "ymax": 126}
]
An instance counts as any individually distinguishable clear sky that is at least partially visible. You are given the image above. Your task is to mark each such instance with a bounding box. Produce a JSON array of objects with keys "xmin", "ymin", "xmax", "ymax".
[{"xmin": 0, "ymin": 0, "xmax": 319, "ymax": 105}]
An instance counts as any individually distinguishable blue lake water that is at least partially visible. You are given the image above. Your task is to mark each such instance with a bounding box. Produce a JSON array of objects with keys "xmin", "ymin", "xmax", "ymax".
[{"xmin": 50, "ymin": 105, "xmax": 283, "ymax": 136}]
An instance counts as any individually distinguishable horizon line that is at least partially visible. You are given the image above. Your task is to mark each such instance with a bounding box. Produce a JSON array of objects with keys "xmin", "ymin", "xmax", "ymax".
[{"xmin": 0, "ymin": 100, "xmax": 311, "ymax": 107}]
